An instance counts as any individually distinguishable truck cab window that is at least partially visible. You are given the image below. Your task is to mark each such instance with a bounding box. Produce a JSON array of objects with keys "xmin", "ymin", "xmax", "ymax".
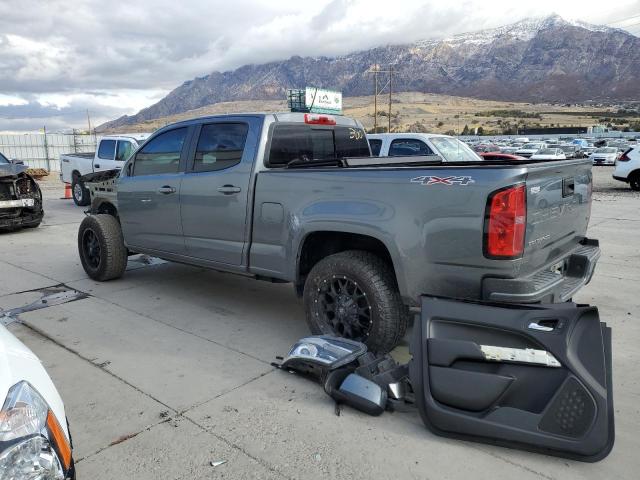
[
  {"xmin": 268, "ymin": 124, "xmax": 369, "ymax": 166},
  {"xmin": 133, "ymin": 127, "xmax": 187, "ymax": 176},
  {"xmin": 116, "ymin": 141, "xmax": 135, "ymax": 162},
  {"xmin": 388, "ymin": 139, "xmax": 433, "ymax": 156},
  {"xmin": 268, "ymin": 125, "xmax": 334, "ymax": 166},
  {"xmin": 97, "ymin": 140, "xmax": 116, "ymax": 160},
  {"xmin": 368, "ymin": 139, "xmax": 382, "ymax": 156},
  {"xmin": 193, "ymin": 123, "xmax": 249, "ymax": 172}
]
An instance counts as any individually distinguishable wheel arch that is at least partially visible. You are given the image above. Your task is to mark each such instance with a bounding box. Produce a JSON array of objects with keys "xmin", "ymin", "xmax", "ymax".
[
  {"xmin": 628, "ymin": 168, "xmax": 640, "ymax": 179},
  {"xmin": 90, "ymin": 199, "xmax": 119, "ymax": 219},
  {"xmin": 295, "ymin": 230, "xmax": 404, "ymax": 298}
]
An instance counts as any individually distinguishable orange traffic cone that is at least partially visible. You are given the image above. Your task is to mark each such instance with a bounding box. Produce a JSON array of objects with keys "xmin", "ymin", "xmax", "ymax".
[{"xmin": 61, "ymin": 183, "xmax": 72, "ymax": 200}]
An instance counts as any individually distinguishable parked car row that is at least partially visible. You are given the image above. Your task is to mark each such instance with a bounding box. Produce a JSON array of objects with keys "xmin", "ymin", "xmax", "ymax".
[{"xmin": 467, "ymin": 136, "xmax": 638, "ymax": 167}]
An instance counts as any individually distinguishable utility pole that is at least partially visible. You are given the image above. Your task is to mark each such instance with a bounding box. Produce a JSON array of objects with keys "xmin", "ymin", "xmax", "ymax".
[
  {"xmin": 42, "ymin": 126, "xmax": 50, "ymax": 172},
  {"xmin": 86, "ymin": 109, "xmax": 92, "ymax": 134},
  {"xmin": 388, "ymin": 65, "xmax": 393, "ymax": 133},
  {"xmin": 373, "ymin": 65, "xmax": 378, "ymax": 133},
  {"xmin": 366, "ymin": 64, "xmax": 396, "ymax": 133}
]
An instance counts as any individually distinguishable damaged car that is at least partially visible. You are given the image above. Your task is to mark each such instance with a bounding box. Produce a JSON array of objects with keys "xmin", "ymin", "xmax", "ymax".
[{"xmin": 0, "ymin": 152, "xmax": 44, "ymax": 232}]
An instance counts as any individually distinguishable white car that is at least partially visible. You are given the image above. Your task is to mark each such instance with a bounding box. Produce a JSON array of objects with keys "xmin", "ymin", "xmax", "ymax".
[
  {"xmin": 590, "ymin": 147, "xmax": 618, "ymax": 166},
  {"xmin": 0, "ymin": 324, "xmax": 74, "ymax": 479},
  {"xmin": 515, "ymin": 142, "xmax": 546, "ymax": 158},
  {"xmin": 613, "ymin": 147, "xmax": 640, "ymax": 191},
  {"xmin": 367, "ymin": 133, "xmax": 482, "ymax": 162},
  {"xmin": 530, "ymin": 148, "xmax": 566, "ymax": 160},
  {"xmin": 60, "ymin": 134, "xmax": 150, "ymax": 206}
]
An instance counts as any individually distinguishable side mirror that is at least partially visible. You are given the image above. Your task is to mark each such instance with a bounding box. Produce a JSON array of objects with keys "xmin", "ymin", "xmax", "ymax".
[{"xmin": 324, "ymin": 371, "xmax": 387, "ymax": 416}]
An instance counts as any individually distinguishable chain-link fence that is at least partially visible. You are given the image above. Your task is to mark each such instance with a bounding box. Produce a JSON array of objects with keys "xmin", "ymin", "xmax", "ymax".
[{"xmin": 0, "ymin": 131, "xmax": 97, "ymax": 172}]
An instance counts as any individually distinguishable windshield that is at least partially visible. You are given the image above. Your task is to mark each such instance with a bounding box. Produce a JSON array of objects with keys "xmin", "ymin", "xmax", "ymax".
[
  {"xmin": 560, "ymin": 145, "xmax": 576, "ymax": 152},
  {"xmin": 0, "ymin": 152, "xmax": 9, "ymax": 164},
  {"xmin": 430, "ymin": 137, "xmax": 482, "ymax": 162},
  {"xmin": 522, "ymin": 143, "xmax": 543, "ymax": 149},
  {"xmin": 536, "ymin": 149, "xmax": 557, "ymax": 155},
  {"xmin": 595, "ymin": 147, "xmax": 617, "ymax": 154}
]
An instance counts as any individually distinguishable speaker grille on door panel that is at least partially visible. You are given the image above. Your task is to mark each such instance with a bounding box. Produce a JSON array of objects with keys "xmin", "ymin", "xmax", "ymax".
[{"xmin": 538, "ymin": 377, "xmax": 596, "ymax": 437}]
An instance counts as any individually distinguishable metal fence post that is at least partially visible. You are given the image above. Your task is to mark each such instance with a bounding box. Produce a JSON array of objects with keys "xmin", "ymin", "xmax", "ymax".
[{"xmin": 42, "ymin": 126, "xmax": 50, "ymax": 172}]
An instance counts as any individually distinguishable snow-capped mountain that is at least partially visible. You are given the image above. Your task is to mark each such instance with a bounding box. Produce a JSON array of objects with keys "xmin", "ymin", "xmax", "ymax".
[
  {"xmin": 433, "ymin": 14, "xmax": 619, "ymax": 47},
  {"xmin": 101, "ymin": 14, "xmax": 639, "ymax": 129}
]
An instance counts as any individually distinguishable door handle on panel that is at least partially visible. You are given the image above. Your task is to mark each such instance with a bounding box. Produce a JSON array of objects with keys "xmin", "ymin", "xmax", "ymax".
[
  {"xmin": 217, "ymin": 185, "xmax": 241, "ymax": 195},
  {"xmin": 157, "ymin": 186, "xmax": 176, "ymax": 194},
  {"xmin": 94, "ymin": 164, "xmax": 100, "ymax": 169}
]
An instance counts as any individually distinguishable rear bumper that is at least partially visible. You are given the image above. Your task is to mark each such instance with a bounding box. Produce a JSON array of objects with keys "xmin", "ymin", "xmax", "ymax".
[{"xmin": 482, "ymin": 238, "xmax": 600, "ymax": 303}]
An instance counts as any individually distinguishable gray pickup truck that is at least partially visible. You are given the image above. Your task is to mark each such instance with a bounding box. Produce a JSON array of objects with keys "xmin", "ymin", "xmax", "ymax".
[{"xmin": 79, "ymin": 112, "xmax": 599, "ymax": 353}]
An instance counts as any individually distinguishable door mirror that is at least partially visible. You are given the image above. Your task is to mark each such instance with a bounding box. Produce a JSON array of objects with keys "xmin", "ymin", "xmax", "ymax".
[{"xmin": 324, "ymin": 371, "xmax": 387, "ymax": 416}]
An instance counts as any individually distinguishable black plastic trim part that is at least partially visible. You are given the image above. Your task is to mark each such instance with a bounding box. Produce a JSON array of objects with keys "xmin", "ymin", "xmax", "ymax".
[{"xmin": 410, "ymin": 296, "xmax": 614, "ymax": 463}]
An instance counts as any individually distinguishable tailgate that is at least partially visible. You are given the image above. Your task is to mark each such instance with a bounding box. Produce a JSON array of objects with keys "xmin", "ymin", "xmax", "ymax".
[{"xmin": 524, "ymin": 159, "xmax": 592, "ymax": 270}]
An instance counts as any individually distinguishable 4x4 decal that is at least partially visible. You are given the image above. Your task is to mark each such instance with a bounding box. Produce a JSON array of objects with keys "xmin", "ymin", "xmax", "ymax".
[{"xmin": 411, "ymin": 175, "xmax": 475, "ymax": 186}]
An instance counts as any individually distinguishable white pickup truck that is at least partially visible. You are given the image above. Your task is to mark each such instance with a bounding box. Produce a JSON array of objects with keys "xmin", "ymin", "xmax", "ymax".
[
  {"xmin": 60, "ymin": 134, "xmax": 149, "ymax": 205},
  {"xmin": 366, "ymin": 133, "xmax": 482, "ymax": 161}
]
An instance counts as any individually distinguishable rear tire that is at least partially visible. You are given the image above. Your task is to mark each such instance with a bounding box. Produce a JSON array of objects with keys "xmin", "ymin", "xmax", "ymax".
[
  {"xmin": 629, "ymin": 173, "xmax": 640, "ymax": 191},
  {"xmin": 72, "ymin": 176, "xmax": 90, "ymax": 206},
  {"xmin": 78, "ymin": 214, "xmax": 127, "ymax": 281},
  {"xmin": 303, "ymin": 250, "xmax": 407, "ymax": 354}
]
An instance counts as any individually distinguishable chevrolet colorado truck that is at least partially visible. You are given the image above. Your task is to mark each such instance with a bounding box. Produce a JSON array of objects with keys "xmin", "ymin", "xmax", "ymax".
[
  {"xmin": 78, "ymin": 112, "xmax": 600, "ymax": 354},
  {"xmin": 60, "ymin": 134, "xmax": 149, "ymax": 206}
]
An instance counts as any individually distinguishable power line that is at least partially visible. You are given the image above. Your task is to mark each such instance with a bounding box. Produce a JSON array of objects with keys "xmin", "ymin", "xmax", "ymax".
[
  {"xmin": 606, "ymin": 13, "xmax": 640, "ymax": 25},
  {"xmin": 620, "ymin": 20, "xmax": 640, "ymax": 29}
]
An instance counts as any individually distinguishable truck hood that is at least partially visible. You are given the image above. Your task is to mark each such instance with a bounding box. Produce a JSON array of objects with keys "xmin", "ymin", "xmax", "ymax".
[
  {"xmin": 0, "ymin": 162, "xmax": 28, "ymax": 178},
  {"xmin": 0, "ymin": 324, "xmax": 69, "ymax": 438}
]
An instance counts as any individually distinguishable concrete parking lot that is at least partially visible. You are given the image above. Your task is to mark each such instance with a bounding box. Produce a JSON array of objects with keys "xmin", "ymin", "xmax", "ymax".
[{"xmin": 1, "ymin": 167, "xmax": 638, "ymax": 479}]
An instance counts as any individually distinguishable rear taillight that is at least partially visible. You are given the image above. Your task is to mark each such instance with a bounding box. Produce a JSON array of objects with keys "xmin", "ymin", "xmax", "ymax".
[
  {"xmin": 304, "ymin": 113, "xmax": 336, "ymax": 125},
  {"xmin": 484, "ymin": 184, "xmax": 526, "ymax": 259},
  {"xmin": 618, "ymin": 148, "xmax": 632, "ymax": 162}
]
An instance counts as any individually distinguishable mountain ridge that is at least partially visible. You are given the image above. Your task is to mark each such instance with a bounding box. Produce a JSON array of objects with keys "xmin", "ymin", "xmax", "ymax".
[{"xmin": 100, "ymin": 15, "xmax": 639, "ymax": 130}]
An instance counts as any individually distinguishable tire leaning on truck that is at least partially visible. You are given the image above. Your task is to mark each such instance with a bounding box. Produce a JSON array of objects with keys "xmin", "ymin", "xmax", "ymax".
[
  {"xmin": 78, "ymin": 214, "xmax": 127, "ymax": 281},
  {"xmin": 303, "ymin": 250, "xmax": 408, "ymax": 353}
]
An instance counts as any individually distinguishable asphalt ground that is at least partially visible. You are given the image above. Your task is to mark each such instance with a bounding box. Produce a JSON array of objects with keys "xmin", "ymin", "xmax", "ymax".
[{"xmin": 1, "ymin": 166, "xmax": 638, "ymax": 479}]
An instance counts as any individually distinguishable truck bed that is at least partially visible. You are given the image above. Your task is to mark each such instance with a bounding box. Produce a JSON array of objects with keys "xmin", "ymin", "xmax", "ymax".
[{"xmin": 250, "ymin": 158, "xmax": 594, "ymax": 305}]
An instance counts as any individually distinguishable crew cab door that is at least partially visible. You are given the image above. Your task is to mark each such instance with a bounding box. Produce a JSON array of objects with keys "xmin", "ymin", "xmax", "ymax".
[
  {"xmin": 117, "ymin": 126, "xmax": 191, "ymax": 254},
  {"xmin": 94, "ymin": 139, "xmax": 117, "ymax": 172},
  {"xmin": 410, "ymin": 297, "xmax": 614, "ymax": 462},
  {"xmin": 179, "ymin": 117, "xmax": 261, "ymax": 265}
]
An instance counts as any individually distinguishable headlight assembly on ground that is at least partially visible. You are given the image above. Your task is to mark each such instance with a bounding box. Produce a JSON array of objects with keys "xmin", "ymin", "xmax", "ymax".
[{"xmin": 0, "ymin": 382, "xmax": 71, "ymax": 479}]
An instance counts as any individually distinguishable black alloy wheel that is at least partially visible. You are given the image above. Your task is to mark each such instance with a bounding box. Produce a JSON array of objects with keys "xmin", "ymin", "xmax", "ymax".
[{"xmin": 317, "ymin": 275, "xmax": 372, "ymax": 341}]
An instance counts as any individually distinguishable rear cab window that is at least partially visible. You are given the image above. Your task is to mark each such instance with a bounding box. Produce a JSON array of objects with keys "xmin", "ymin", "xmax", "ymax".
[
  {"xmin": 368, "ymin": 139, "xmax": 382, "ymax": 156},
  {"xmin": 116, "ymin": 140, "xmax": 135, "ymax": 161},
  {"xmin": 193, "ymin": 123, "xmax": 249, "ymax": 172},
  {"xmin": 267, "ymin": 124, "xmax": 369, "ymax": 167},
  {"xmin": 388, "ymin": 139, "xmax": 433, "ymax": 156}
]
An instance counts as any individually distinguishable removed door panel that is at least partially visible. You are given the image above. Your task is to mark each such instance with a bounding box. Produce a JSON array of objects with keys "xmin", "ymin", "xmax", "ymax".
[{"xmin": 410, "ymin": 296, "xmax": 614, "ymax": 462}]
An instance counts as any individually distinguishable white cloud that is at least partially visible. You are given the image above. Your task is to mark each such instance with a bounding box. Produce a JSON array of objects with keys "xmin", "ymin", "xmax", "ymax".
[{"xmin": 0, "ymin": 0, "xmax": 638, "ymax": 131}]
